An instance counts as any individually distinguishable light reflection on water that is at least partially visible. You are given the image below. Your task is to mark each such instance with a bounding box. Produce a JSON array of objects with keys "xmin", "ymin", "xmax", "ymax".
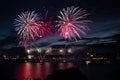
[
  {"xmin": 16, "ymin": 62, "xmax": 74, "ymax": 80},
  {"xmin": 59, "ymin": 62, "xmax": 74, "ymax": 69},
  {"xmin": 0, "ymin": 61, "xmax": 115, "ymax": 80}
]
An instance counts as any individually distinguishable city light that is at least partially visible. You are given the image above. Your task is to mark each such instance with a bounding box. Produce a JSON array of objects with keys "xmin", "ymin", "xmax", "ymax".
[
  {"xmin": 26, "ymin": 49, "xmax": 31, "ymax": 54},
  {"xmin": 36, "ymin": 48, "xmax": 42, "ymax": 53},
  {"xmin": 59, "ymin": 49, "xmax": 64, "ymax": 53},
  {"xmin": 85, "ymin": 60, "xmax": 91, "ymax": 65},
  {"xmin": 27, "ymin": 55, "xmax": 33, "ymax": 59},
  {"xmin": 67, "ymin": 48, "xmax": 73, "ymax": 53},
  {"xmin": 90, "ymin": 55, "xmax": 94, "ymax": 57},
  {"xmin": 46, "ymin": 48, "xmax": 52, "ymax": 53}
]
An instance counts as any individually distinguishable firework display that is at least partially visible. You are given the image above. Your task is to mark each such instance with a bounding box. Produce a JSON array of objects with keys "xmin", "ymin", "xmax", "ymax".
[
  {"xmin": 14, "ymin": 11, "xmax": 42, "ymax": 44},
  {"xmin": 14, "ymin": 6, "xmax": 90, "ymax": 49},
  {"xmin": 56, "ymin": 6, "xmax": 90, "ymax": 41},
  {"xmin": 40, "ymin": 11, "xmax": 56, "ymax": 36}
]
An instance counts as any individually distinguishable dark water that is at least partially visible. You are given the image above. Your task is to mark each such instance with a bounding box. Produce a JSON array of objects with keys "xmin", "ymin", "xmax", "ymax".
[{"xmin": 0, "ymin": 60, "xmax": 120, "ymax": 80}]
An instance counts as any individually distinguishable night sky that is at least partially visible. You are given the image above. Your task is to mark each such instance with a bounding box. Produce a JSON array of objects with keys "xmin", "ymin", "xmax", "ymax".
[{"xmin": 0, "ymin": 0, "xmax": 120, "ymax": 54}]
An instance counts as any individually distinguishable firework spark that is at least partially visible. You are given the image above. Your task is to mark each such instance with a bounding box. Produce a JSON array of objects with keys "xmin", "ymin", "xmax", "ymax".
[
  {"xmin": 14, "ymin": 11, "xmax": 42, "ymax": 44},
  {"xmin": 56, "ymin": 6, "xmax": 90, "ymax": 41},
  {"xmin": 41, "ymin": 17, "xmax": 56, "ymax": 36},
  {"xmin": 40, "ymin": 10, "xmax": 56, "ymax": 36}
]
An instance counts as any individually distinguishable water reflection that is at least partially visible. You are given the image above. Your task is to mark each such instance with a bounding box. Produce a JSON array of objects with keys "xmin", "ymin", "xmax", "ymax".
[
  {"xmin": 59, "ymin": 62, "xmax": 74, "ymax": 69},
  {"xmin": 16, "ymin": 63, "xmax": 33, "ymax": 80},
  {"xmin": 0, "ymin": 61, "xmax": 114, "ymax": 80},
  {"xmin": 16, "ymin": 62, "xmax": 73, "ymax": 80}
]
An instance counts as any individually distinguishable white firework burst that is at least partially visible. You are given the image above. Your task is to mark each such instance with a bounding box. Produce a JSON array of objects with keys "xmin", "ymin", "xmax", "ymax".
[
  {"xmin": 14, "ymin": 11, "xmax": 42, "ymax": 44},
  {"xmin": 56, "ymin": 6, "xmax": 90, "ymax": 40}
]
